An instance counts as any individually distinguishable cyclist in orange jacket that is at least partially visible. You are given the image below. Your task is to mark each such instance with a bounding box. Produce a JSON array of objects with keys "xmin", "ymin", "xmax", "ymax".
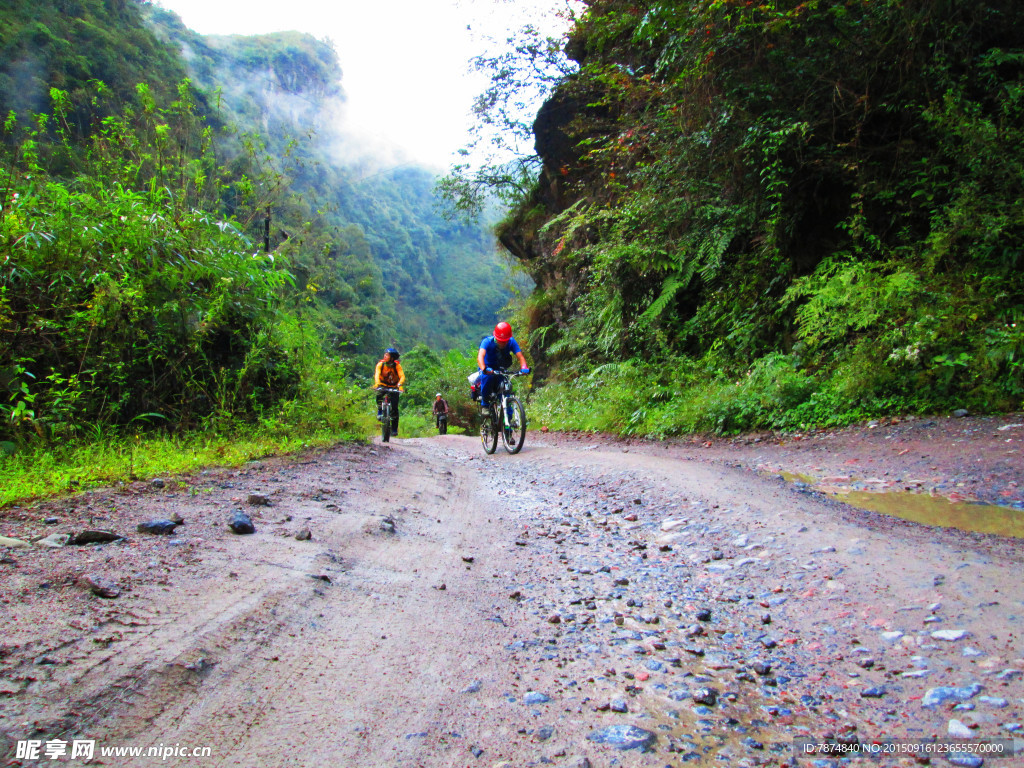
[{"xmin": 373, "ymin": 347, "xmax": 405, "ymax": 434}]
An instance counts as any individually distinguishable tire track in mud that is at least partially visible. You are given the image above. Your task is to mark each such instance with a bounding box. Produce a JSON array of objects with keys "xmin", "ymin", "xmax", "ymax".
[{"xmin": 72, "ymin": 438, "xmax": 538, "ymax": 767}]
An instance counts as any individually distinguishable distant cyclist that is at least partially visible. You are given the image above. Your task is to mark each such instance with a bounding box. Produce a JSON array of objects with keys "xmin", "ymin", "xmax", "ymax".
[
  {"xmin": 432, "ymin": 393, "xmax": 450, "ymax": 424},
  {"xmin": 477, "ymin": 322, "xmax": 529, "ymax": 410},
  {"xmin": 373, "ymin": 347, "xmax": 405, "ymax": 434}
]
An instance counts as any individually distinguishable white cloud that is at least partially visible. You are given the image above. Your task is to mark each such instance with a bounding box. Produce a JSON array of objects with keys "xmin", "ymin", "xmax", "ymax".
[{"xmin": 154, "ymin": 0, "xmax": 568, "ymax": 169}]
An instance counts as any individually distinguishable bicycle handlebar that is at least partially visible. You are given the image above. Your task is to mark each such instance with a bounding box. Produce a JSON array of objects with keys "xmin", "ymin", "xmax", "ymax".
[{"xmin": 374, "ymin": 386, "xmax": 403, "ymax": 393}]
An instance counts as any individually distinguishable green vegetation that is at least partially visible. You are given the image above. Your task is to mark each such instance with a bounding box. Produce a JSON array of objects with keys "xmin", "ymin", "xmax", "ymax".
[
  {"xmin": 0, "ymin": 418, "xmax": 369, "ymax": 508},
  {"xmin": 485, "ymin": 0, "xmax": 1024, "ymax": 434},
  {"xmin": 144, "ymin": 9, "xmax": 522, "ymax": 357},
  {"xmin": 3, "ymin": 86, "xmax": 285, "ymax": 436},
  {"xmin": 0, "ymin": 0, "xmax": 192, "ymax": 127},
  {"xmin": 0, "ymin": 1, "xmax": 518, "ymax": 506},
  {"xmin": 397, "ymin": 345, "xmax": 484, "ymax": 432},
  {"xmin": 0, "ymin": 80, "xmax": 369, "ymax": 444}
]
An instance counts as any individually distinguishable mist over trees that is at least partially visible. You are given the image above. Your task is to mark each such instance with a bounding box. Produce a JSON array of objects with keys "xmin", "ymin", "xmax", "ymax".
[{"xmin": 144, "ymin": 5, "xmax": 521, "ymax": 355}]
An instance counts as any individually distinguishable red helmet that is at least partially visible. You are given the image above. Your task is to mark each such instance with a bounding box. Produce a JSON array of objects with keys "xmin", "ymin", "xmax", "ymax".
[{"xmin": 494, "ymin": 322, "xmax": 512, "ymax": 343}]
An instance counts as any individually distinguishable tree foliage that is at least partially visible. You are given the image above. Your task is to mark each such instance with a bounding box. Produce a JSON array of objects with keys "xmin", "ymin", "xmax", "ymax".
[
  {"xmin": 438, "ymin": 7, "xmax": 581, "ymax": 220},
  {"xmin": 0, "ymin": 0, "xmax": 204, "ymax": 141},
  {"xmin": 496, "ymin": 0, "xmax": 1024, "ymax": 430},
  {"xmin": 0, "ymin": 86, "xmax": 304, "ymax": 442},
  {"xmin": 144, "ymin": 10, "xmax": 521, "ymax": 358}
]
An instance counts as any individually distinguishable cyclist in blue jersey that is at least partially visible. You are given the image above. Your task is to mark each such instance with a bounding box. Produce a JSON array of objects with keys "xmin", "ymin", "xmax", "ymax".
[{"xmin": 476, "ymin": 321, "xmax": 530, "ymax": 410}]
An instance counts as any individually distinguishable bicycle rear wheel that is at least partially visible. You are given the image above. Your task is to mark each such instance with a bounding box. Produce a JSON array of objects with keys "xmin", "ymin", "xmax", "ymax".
[
  {"xmin": 480, "ymin": 405, "xmax": 498, "ymax": 454},
  {"xmin": 381, "ymin": 400, "xmax": 391, "ymax": 443},
  {"xmin": 501, "ymin": 396, "xmax": 526, "ymax": 454}
]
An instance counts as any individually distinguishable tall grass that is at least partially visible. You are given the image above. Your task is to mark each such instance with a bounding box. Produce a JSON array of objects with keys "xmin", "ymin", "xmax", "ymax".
[
  {"xmin": 0, "ymin": 423, "xmax": 357, "ymax": 508},
  {"xmin": 526, "ymin": 354, "xmax": 943, "ymax": 438}
]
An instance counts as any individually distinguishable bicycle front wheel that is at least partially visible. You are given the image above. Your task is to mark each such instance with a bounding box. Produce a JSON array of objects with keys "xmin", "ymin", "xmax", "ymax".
[
  {"xmin": 480, "ymin": 405, "xmax": 498, "ymax": 454},
  {"xmin": 381, "ymin": 401, "xmax": 391, "ymax": 443},
  {"xmin": 501, "ymin": 396, "xmax": 526, "ymax": 454}
]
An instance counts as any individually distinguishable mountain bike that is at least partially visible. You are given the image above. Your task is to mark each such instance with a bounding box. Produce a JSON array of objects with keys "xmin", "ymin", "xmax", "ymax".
[
  {"xmin": 479, "ymin": 368, "xmax": 527, "ymax": 455},
  {"xmin": 436, "ymin": 411, "xmax": 448, "ymax": 435},
  {"xmin": 375, "ymin": 386, "xmax": 401, "ymax": 442}
]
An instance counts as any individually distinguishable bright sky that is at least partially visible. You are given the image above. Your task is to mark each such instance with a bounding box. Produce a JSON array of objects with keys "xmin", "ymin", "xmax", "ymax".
[{"xmin": 155, "ymin": 0, "xmax": 568, "ymax": 170}]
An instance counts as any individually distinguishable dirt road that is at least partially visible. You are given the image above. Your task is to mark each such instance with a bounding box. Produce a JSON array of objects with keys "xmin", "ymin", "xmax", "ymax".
[{"xmin": 2, "ymin": 431, "xmax": 1023, "ymax": 767}]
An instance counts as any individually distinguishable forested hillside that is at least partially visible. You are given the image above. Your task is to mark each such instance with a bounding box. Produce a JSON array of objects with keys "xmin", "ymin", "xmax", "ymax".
[
  {"xmin": 0, "ymin": 0, "xmax": 513, "ymax": 446},
  {"xmin": 0, "ymin": 0, "xmax": 193, "ymax": 123},
  {"xmin": 145, "ymin": 8, "xmax": 520, "ymax": 351},
  {"xmin": 496, "ymin": 0, "xmax": 1024, "ymax": 434}
]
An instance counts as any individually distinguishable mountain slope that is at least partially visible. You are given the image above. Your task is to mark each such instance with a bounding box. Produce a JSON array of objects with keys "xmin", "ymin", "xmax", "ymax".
[{"xmin": 145, "ymin": 7, "xmax": 520, "ymax": 355}]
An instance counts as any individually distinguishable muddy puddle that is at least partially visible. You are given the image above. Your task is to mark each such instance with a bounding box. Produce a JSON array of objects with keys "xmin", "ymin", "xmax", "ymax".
[
  {"xmin": 636, "ymin": 678, "xmax": 797, "ymax": 760},
  {"xmin": 778, "ymin": 471, "xmax": 1024, "ymax": 538}
]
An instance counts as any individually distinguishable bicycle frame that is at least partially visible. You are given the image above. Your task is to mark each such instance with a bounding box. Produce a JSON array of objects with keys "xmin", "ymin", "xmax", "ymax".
[
  {"xmin": 376, "ymin": 386, "xmax": 401, "ymax": 407},
  {"xmin": 484, "ymin": 369, "xmax": 523, "ymax": 406},
  {"xmin": 376, "ymin": 386, "xmax": 401, "ymax": 442},
  {"xmin": 496, "ymin": 373, "xmax": 515, "ymax": 411}
]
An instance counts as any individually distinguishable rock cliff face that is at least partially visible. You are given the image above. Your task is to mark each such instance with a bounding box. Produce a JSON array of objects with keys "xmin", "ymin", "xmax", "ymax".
[
  {"xmin": 183, "ymin": 31, "xmax": 346, "ymax": 136},
  {"xmin": 497, "ymin": 74, "xmax": 608, "ymax": 380},
  {"xmin": 495, "ymin": 94, "xmax": 577, "ymax": 380},
  {"xmin": 498, "ymin": 91, "xmax": 578, "ymax": 263}
]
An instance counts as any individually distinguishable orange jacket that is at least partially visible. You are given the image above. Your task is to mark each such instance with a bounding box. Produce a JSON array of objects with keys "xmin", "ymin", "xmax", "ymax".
[{"xmin": 374, "ymin": 359, "xmax": 405, "ymax": 388}]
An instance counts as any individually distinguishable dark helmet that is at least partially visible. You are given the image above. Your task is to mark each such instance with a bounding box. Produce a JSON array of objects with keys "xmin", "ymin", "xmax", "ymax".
[
  {"xmin": 494, "ymin": 322, "xmax": 512, "ymax": 343},
  {"xmin": 385, "ymin": 347, "xmax": 400, "ymax": 359}
]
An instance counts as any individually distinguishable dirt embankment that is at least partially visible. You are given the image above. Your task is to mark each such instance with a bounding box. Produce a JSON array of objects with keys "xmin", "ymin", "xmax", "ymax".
[{"xmin": 0, "ymin": 415, "xmax": 1021, "ymax": 767}]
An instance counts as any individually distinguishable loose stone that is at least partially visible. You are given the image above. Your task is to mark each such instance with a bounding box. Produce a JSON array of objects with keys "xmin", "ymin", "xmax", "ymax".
[
  {"xmin": 34, "ymin": 533, "xmax": 70, "ymax": 548},
  {"xmin": 931, "ymin": 629, "xmax": 970, "ymax": 642},
  {"xmin": 586, "ymin": 724, "xmax": 657, "ymax": 751},
  {"xmin": 137, "ymin": 519, "xmax": 178, "ymax": 535},
  {"xmin": 978, "ymin": 696, "xmax": 1008, "ymax": 708},
  {"xmin": 921, "ymin": 683, "xmax": 984, "ymax": 708},
  {"xmin": 947, "ymin": 719, "xmax": 973, "ymax": 739},
  {"xmin": 947, "ymin": 756, "xmax": 983, "ymax": 768},
  {"xmin": 228, "ymin": 510, "xmax": 256, "ymax": 534},
  {"xmin": 79, "ymin": 574, "xmax": 120, "ymax": 598},
  {"xmin": 70, "ymin": 530, "xmax": 122, "ymax": 545},
  {"xmin": 692, "ymin": 687, "xmax": 718, "ymax": 706}
]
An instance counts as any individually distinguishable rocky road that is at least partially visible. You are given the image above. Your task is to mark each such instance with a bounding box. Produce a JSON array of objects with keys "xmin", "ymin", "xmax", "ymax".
[{"xmin": 1, "ymin": 430, "xmax": 1023, "ymax": 767}]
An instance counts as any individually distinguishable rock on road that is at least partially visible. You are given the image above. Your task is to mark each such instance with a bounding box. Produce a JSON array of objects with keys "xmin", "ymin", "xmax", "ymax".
[{"xmin": 1, "ymin": 434, "xmax": 1022, "ymax": 767}]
